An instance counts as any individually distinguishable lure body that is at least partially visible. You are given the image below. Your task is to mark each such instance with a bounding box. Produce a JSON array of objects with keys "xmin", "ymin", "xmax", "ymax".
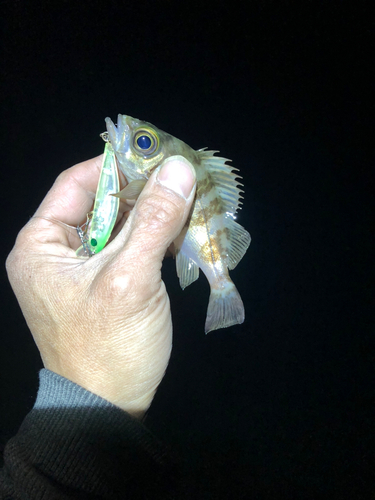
[
  {"xmin": 76, "ymin": 141, "xmax": 119, "ymax": 257},
  {"xmin": 105, "ymin": 114, "xmax": 251, "ymax": 333}
]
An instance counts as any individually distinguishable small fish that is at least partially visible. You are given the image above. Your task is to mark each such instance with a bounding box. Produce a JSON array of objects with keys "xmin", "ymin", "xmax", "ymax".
[{"xmin": 106, "ymin": 114, "xmax": 251, "ymax": 333}]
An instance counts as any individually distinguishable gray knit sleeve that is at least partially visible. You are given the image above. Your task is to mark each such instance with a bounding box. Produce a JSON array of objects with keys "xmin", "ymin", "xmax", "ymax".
[{"xmin": 0, "ymin": 369, "xmax": 180, "ymax": 499}]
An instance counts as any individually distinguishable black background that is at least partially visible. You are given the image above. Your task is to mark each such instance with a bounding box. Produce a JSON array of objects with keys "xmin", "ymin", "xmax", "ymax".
[{"xmin": 1, "ymin": 2, "xmax": 373, "ymax": 498}]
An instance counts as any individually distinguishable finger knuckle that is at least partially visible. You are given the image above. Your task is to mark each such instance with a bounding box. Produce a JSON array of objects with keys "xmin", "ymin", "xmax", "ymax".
[
  {"xmin": 5, "ymin": 249, "xmax": 16, "ymax": 277},
  {"xmin": 6, "ymin": 231, "xmax": 30, "ymax": 279},
  {"xmin": 94, "ymin": 267, "xmax": 134, "ymax": 299},
  {"xmin": 55, "ymin": 168, "xmax": 72, "ymax": 184}
]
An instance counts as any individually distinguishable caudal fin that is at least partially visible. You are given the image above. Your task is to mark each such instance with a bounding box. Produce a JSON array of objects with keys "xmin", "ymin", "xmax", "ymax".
[{"xmin": 205, "ymin": 283, "xmax": 245, "ymax": 333}]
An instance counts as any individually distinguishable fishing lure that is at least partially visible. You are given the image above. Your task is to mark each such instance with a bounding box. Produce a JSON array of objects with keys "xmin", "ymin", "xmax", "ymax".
[{"xmin": 76, "ymin": 135, "xmax": 120, "ymax": 257}]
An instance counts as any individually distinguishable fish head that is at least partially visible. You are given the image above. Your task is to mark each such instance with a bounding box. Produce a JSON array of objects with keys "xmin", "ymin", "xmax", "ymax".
[{"xmin": 105, "ymin": 114, "xmax": 197, "ymax": 181}]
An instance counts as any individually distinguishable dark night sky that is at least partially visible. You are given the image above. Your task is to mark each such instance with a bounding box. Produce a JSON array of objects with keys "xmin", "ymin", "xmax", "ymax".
[{"xmin": 1, "ymin": 2, "xmax": 373, "ymax": 497}]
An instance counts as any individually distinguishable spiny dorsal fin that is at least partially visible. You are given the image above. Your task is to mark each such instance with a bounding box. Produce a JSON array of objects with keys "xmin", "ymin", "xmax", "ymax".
[
  {"xmin": 197, "ymin": 150, "xmax": 250, "ymax": 269},
  {"xmin": 197, "ymin": 150, "xmax": 244, "ymax": 216}
]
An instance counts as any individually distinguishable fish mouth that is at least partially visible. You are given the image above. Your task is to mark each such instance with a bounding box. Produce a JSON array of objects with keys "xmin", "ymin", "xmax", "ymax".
[
  {"xmin": 104, "ymin": 117, "xmax": 118, "ymax": 145},
  {"xmin": 105, "ymin": 114, "xmax": 131, "ymax": 153}
]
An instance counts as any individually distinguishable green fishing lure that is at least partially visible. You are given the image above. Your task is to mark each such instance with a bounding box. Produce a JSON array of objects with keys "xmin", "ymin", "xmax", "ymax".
[{"xmin": 76, "ymin": 137, "xmax": 120, "ymax": 257}]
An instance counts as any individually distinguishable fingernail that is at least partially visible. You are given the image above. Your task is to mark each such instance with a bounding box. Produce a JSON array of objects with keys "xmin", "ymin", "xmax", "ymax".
[{"xmin": 157, "ymin": 155, "xmax": 196, "ymax": 199}]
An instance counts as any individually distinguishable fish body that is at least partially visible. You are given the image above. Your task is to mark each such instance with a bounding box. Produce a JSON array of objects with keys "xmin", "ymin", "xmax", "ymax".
[{"xmin": 106, "ymin": 114, "xmax": 250, "ymax": 333}]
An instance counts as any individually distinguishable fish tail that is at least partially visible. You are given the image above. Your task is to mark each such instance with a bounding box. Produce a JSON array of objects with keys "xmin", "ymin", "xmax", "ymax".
[{"xmin": 205, "ymin": 282, "xmax": 245, "ymax": 334}]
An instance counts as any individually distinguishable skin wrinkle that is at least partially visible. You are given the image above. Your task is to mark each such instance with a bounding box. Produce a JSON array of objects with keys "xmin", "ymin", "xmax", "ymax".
[
  {"xmin": 51, "ymin": 172, "xmax": 96, "ymax": 218},
  {"xmin": 133, "ymin": 192, "xmax": 182, "ymax": 232}
]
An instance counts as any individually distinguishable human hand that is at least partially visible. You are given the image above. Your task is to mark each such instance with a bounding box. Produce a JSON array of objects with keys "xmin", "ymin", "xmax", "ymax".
[{"xmin": 6, "ymin": 154, "xmax": 196, "ymax": 418}]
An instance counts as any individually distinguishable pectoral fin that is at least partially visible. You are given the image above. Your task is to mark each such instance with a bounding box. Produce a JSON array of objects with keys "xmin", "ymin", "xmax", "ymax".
[
  {"xmin": 111, "ymin": 179, "xmax": 147, "ymax": 200},
  {"xmin": 176, "ymin": 249, "xmax": 199, "ymax": 289}
]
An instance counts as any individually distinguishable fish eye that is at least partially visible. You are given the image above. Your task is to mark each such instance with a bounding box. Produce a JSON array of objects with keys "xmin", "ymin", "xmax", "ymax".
[
  {"xmin": 137, "ymin": 135, "xmax": 151, "ymax": 149},
  {"xmin": 133, "ymin": 129, "xmax": 159, "ymax": 155}
]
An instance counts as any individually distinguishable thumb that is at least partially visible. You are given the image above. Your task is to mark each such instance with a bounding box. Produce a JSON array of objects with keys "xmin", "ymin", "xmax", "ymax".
[{"xmin": 113, "ymin": 155, "xmax": 196, "ymax": 287}]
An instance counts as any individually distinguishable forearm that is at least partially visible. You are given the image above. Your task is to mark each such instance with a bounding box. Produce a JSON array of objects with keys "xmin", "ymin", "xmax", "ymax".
[{"xmin": 0, "ymin": 370, "xmax": 180, "ymax": 499}]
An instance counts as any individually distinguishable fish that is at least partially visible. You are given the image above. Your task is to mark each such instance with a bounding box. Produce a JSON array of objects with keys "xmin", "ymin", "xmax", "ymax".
[{"xmin": 105, "ymin": 114, "xmax": 251, "ymax": 333}]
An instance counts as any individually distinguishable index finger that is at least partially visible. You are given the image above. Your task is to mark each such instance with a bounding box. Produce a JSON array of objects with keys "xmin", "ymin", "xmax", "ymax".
[
  {"xmin": 22, "ymin": 156, "xmax": 103, "ymax": 251},
  {"xmin": 35, "ymin": 155, "xmax": 103, "ymax": 227},
  {"xmin": 24, "ymin": 155, "xmax": 129, "ymax": 251}
]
